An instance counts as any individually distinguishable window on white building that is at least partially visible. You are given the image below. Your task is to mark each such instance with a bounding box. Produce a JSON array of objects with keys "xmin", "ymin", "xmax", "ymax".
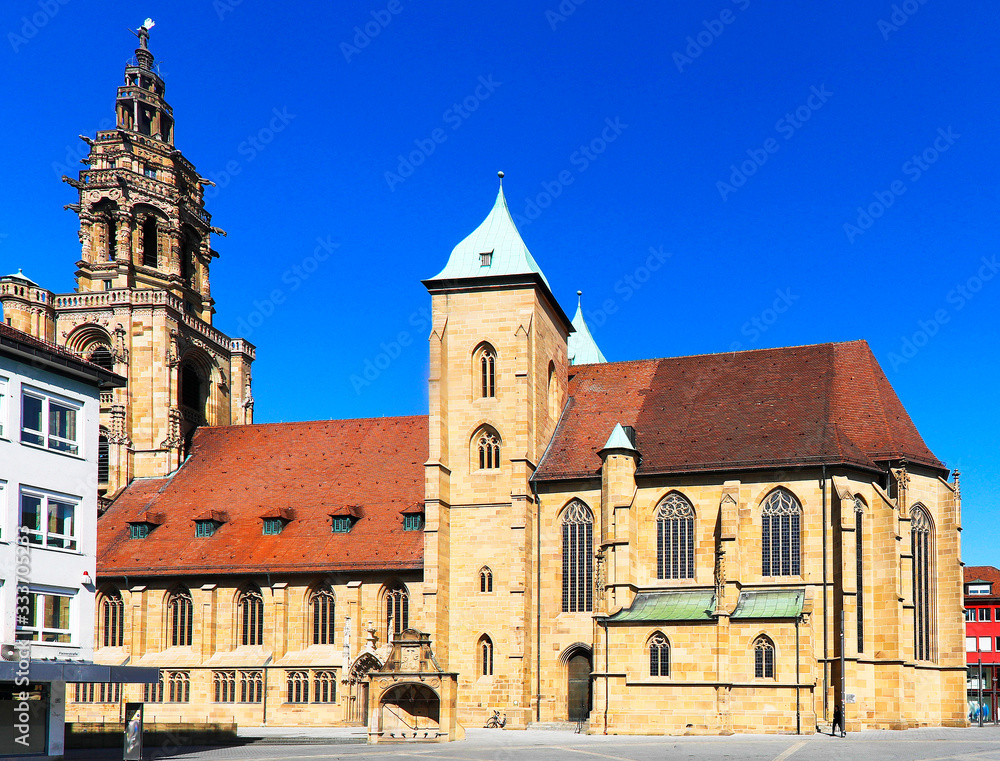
[
  {"xmin": 20, "ymin": 389, "xmax": 81, "ymax": 455},
  {"xmin": 19, "ymin": 489, "xmax": 77, "ymax": 551},
  {"xmin": 16, "ymin": 590, "xmax": 72, "ymax": 643},
  {"xmin": 0, "ymin": 376, "xmax": 8, "ymax": 438}
]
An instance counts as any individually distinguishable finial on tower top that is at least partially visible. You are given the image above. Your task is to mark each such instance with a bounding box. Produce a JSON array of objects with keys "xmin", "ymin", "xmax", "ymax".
[
  {"xmin": 498, "ymin": 171, "xmax": 504, "ymax": 188},
  {"xmin": 577, "ymin": 289, "xmax": 583, "ymax": 307},
  {"xmin": 132, "ymin": 18, "xmax": 155, "ymax": 50}
]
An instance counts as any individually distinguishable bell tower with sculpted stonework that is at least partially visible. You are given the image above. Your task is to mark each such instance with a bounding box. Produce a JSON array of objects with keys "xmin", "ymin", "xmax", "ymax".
[
  {"xmin": 0, "ymin": 22, "xmax": 255, "ymax": 503},
  {"xmin": 421, "ymin": 174, "xmax": 573, "ymax": 727}
]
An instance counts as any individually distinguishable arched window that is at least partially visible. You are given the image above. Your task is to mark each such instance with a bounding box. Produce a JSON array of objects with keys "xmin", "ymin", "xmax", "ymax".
[
  {"xmin": 649, "ymin": 632, "xmax": 670, "ymax": 677},
  {"xmin": 168, "ymin": 588, "xmax": 193, "ymax": 647},
  {"xmin": 855, "ymin": 495, "xmax": 866, "ymax": 654},
  {"xmin": 480, "ymin": 567, "xmax": 493, "ymax": 593},
  {"xmin": 239, "ymin": 587, "xmax": 264, "ymax": 646},
  {"xmin": 656, "ymin": 492, "xmax": 695, "ymax": 580},
  {"xmin": 142, "ymin": 217, "xmax": 158, "ymax": 268},
  {"xmin": 87, "ymin": 345, "xmax": 115, "ymax": 370},
  {"xmin": 911, "ymin": 505, "xmax": 933, "ymax": 661},
  {"xmin": 385, "ymin": 583, "xmax": 409, "ymax": 640},
  {"xmin": 753, "ymin": 635, "xmax": 775, "ymax": 678},
  {"xmin": 547, "ymin": 361, "xmax": 558, "ymax": 419},
  {"xmin": 476, "ymin": 427, "xmax": 501, "ymax": 471},
  {"xmin": 761, "ymin": 488, "xmax": 801, "ymax": 577},
  {"xmin": 106, "ymin": 217, "xmax": 117, "ymax": 261},
  {"xmin": 477, "ymin": 345, "xmax": 496, "ymax": 398},
  {"xmin": 180, "ymin": 364, "xmax": 204, "ymax": 413},
  {"xmin": 479, "ymin": 635, "xmax": 494, "ymax": 676},
  {"xmin": 101, "ymin": 590, "xmax": 124, "ymax": 648},
  {"xmin": 561, "ymin": 500, "xmax": 594, "ymax": 613},
  {"xmin": 97, "ymin": 429, "xmax": 110, "ymax": 485},
  {"xmin": 310, "ymin": 586, "xmax": 335, "ymax": 645}
]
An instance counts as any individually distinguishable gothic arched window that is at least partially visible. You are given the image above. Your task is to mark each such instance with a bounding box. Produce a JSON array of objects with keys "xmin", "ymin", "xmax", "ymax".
[
  {"xmin": 168, "ymin": 588, "xmax": 193, "ymax": 647},
  {"xmin": 911, "ymin": 505, "xmax": 934, "ymax": 661},
  {"xmin": 855, "ymin": 495, "xmax": 866, "ymax": 654},
  {"xmin": 656, "ymin": 492, "xmax": 695, "ymax": 580},
  {"xmin": 239, "ymin": 587, "xmax": 264, "ymax": 647},
  {"xmin": 87, "ymin": 345, "xmax": 115, "ymax": 370},
  {"xmin": 649, "ymin": 632, "xmax": 670, "ymax": 677},
  {"xmin": 475, "ymin": 427, "xmax": 501, "ymax": 471},
  {"xmin": 477, "ymin": 344, "xmax": 497, "ymax": 398},
  {"xmin": 310, "ymin": 586, "xmax": 335, "ymax": 645},
  {"xmin": 101, "ymin": 590, "xmax": 124, "ymax": 648},
  {"xmin": 479, "ymin": 635, "xmax": 494, "ymax": 676},
  {"xmin": 561, "ymin": 500, "xmax": 594, "ymax": 613},
  {"xmin": 142, "ymin": 217, "xmax": 158, "ymax": 268},
  {"xmin": 753, "ymin": 635, "xmax": 775, "ymax": 679},
  {"xmin": 385, "ymin": 583, "xmax": 409, "ymax": 640},
  {"xmin": 480, "ymin": 567, "xmax": 493, "ymax": 593},
  {"xmin": 761, "ymin": 488, "xmax": 801, "ymax": 577}
]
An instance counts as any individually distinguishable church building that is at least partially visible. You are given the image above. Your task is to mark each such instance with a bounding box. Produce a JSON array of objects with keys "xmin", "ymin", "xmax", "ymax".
[{"xmin": 3, "ymin": 28, "xmax": 966, "ymax": 735}]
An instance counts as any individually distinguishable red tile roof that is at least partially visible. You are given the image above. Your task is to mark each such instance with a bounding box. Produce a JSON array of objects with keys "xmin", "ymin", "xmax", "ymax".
[
  {"xmin": 98, "ymin": 416, "xmax": 427, "ymax": 576},
  {"xmin": 966, "ymin": 567, "xmax": 1000, "ymax": 587},
  {"xmin": 535, "ymin": 340, "xmax": 944, "ymax": 481}
]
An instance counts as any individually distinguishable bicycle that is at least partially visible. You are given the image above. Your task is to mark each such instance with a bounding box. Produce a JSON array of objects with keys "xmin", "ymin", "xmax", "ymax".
[{"xmin": 484, "ymin": 709, "xmax": 507, "ymax": 728}]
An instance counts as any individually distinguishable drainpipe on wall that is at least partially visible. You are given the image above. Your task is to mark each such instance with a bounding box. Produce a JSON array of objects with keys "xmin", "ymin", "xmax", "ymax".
[
  {"xmin": 821, "ymin": 463, "xmax": 828, "ymax": 723},
  {"xmin": 795, "ymin": 614, "xmax": 801, "ymax": 735},
  {"xmin": 602, "ymin": 617, "xmax": 609, "ymax": 734},
  {"xmin": 531, "ymin": 480, "xmax": 542, "ymax": 725}
]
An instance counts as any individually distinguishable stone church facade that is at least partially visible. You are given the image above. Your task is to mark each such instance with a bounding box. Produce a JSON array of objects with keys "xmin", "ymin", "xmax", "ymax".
[{"xmin": 3, "ymin": 29, "xmax": 965, "ymax": 734}]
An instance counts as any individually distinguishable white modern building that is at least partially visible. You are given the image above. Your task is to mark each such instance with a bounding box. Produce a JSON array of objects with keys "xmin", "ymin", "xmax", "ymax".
[{"xmin": 0, "ymin": 321, "xmax": 155, "ymax": 757}]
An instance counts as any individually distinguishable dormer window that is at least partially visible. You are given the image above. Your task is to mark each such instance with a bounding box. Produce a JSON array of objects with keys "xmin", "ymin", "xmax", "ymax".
[
  {"xmin": 480, "ymin": 250, "xmax": 493, "ymax": 267},
  {"xmin": 262, "ymin": 518, "xmax": 284, "ymax": 535},
  {"xmin": 403, "ymin": 514, "xmax": 424, "ymax": 531},
  {"xmin": 969, "ymin": 584, "xmax": 992, "ymax": 596},
  {"xmin": 129, "ymin": 523, "xmax": 150, "ymax": 539},
  {"xmin": 195, "ymin": 520, "xmax": 218, "ymax": 538},
  {"xmin": 332, "ymin": 517, "xmax": 352, "ymax": 533}
]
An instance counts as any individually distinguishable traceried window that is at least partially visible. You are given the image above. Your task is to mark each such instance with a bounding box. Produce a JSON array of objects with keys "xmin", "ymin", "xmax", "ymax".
[
  {"xmin": 101, "ymin": 591, "xmax": 124, "ymax": 647},
  {"xmin": 167, "ymin": 671, "xmax": 190, "ymax": 702},
  {"xmin": 239, "ymin": 587, "xmax": 265, "ymax": 646},
  {"xmin": 314, "ymin": 670, "xmax": 337, "ymax": 702},
  {"xmin": 385, "ymin": 583, "xmax": 409, "ymax": 639},
  {"xmin": 855, "ymin": 496, "xmax": 865, "ymax": 654},
  {"xmin": 761, "ymin": 488, "xmax": 801, "ymax": 577},
  {"xmin": 74, "ymin": 683, "xmax": 120, "ymax": 703},
  {"xmin": 649, "ymin": 633, "xmax": 670, "ymax": 677},
  {"xmin": 753, "ymin": 635, "xmax": 775, "ymax": 679},
  {"xmin": 911, "ymin": 505, "xmax": 934, "ymax": 661},
  {"xmin": 168, "ymin": 588, "xmax": 193, "ymax": 647},
  {"xmin": 476, "ymin": 428, "xmax": 501, "ymax": 470},
  {"xmin": 479, "ymin": 635, "xmax": 494, "ymax": 676},
  {"xmin": 480, "ymin": 567, "xmax": 493, "ymax": 593},
  {"xmin": 240, "ymin": 670, "xmax": 263, "ymax": 703},
  {"xmin": 656, "ymin": 492, "xmax": 695, "ymax": 580},
  {"xmin": 478, "ymin": 344, "xmax": 497, "ymax": 398},
  {"xmin": 286, "ymin": 670, "xmax": 309, "ymax": 703},
  {"xmin": 145, "ymin": 677, "xmax": 165, "ymax": 702},
  {"xmin": 311, "ymin": 587, "xmax": 335, "ymax": 645},
  {"xmin": 214, "ymin": 670, "xmax": 236, "ymax": 702},
  {"xmin": 561, "ymin": 500, "xmax": 594, "ymax": 613}
]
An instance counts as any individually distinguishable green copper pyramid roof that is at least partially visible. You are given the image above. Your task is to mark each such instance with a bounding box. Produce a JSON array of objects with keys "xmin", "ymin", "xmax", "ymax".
[
  {"xmin": 426, "ymin": 184, "xmax": 552, "ymax": 290},
  {"xmin": 607, "ymin": 591, "xmax": 716, "ymax": 623},
  {"xmin": 600, "ymin": 423, "xmax": 637, "ymax": 453},
  {"xmin": 731, "ymin": 589, "xmax": 804, "ymax": 619},
  {"xmin": 568, "ymin": 296, "xmax": 607, "ymax": 365}
]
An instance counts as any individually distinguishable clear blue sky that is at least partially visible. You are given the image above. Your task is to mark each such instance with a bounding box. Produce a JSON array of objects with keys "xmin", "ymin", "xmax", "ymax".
[{"xmin": 1, "ymin": 1, "xmax": 997, "ymax": 564}]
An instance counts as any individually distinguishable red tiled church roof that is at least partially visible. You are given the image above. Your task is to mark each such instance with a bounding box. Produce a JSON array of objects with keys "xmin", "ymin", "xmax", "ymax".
[
  {"xmin": 965, "ymin": 567, "xmax": 1000, "ymax": 586},
  {"xmin": 98, "ymin": 416, "xmax": 427, "ymax": 576},
  {"xmin": 535, "ymin": 340, "xmax": 944, "ymax": 481}
]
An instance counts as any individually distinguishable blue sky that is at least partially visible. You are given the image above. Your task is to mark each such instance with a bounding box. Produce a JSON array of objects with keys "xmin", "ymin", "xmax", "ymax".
[{"xmin": 1, "ymin": 1, "xmax": 997, "ymax": 563}]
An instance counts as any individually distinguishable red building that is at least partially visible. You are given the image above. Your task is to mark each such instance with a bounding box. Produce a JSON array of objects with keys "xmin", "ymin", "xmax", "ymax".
[{"xmin": 965, "ymin": 566, "xmax": 1000, "ymax": 722}]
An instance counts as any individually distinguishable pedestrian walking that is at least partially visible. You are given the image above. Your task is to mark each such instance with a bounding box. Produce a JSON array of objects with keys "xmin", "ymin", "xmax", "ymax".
[{"xmin": 832, "ymin": 704, "xmax": 845, "ymax": 737}]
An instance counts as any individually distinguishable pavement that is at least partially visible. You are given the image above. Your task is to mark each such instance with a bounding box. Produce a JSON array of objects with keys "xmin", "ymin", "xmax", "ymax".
[{"xmin": 64, "ymin": 725, "xmax": 1000, "ymax": 761}]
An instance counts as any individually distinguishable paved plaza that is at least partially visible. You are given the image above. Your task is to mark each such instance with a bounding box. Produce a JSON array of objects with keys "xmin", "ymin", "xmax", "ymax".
[{"xmin": 65, "ymin": 726, "xmax": 1000, "ymax": 761}]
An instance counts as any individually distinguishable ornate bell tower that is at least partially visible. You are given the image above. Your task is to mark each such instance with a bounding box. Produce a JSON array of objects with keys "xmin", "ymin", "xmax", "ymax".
[{"xmin": 0, "ymin": 22, "xmax": 255, "ymax": 502}]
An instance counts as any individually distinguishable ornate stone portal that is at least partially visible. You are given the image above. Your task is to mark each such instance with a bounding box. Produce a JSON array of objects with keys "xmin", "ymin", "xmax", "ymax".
[{"xmin": 367, "ymin": 630, "xmax": 462, "ymax": 743}]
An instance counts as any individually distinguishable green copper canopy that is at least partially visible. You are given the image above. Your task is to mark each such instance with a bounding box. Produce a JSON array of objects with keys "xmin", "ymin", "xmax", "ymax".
[
  {"xmin": 607, "ymin": 591, "xmax": 716, "ymax": 623},
  {"xmin": 730, "ymin": 589, "xmax": 804, "ymax": 619}
]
